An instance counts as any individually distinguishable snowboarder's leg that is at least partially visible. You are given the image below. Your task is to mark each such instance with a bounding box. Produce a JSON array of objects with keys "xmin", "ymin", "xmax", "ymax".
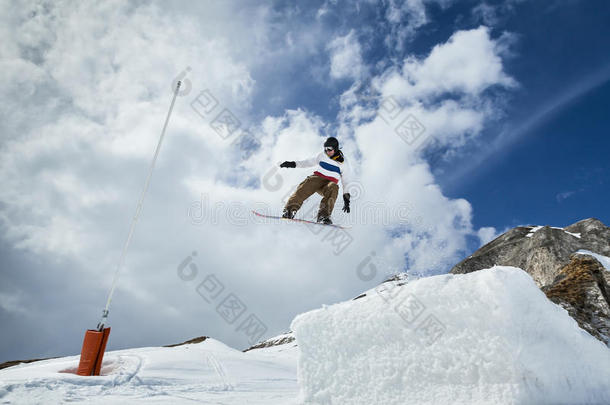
[
  {"xmin": 284, "ymin": 176, "xmax": 326, "ymax": 217},
  {"xmin": 316, "ymin": 181, "xmax": 339, "ymax": 222}
]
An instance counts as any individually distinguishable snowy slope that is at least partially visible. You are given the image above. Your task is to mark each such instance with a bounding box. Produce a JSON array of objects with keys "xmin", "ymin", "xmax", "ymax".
[
  {"xmin": 291, "ymin": 266, "xmax": 610, "ymax": 405},
  {"xmin": 0, "ymin": 338, "xmax": 298, "ymax": 404},
  {"xmin": 3, "ymin": 266, "xmax": 610, "ymax": 404}
]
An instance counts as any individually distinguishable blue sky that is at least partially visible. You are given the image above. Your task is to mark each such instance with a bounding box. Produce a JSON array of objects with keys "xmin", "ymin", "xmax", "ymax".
[
  {"xmin": 1, "ymin": 0, "xmax": 609, "ymax": 363},
  {"xmin": 452, "ymin": 78, "xmax": 610, "ymax": 230},
  {"xmin": 438, "ymin": 0, "xmax": 610, "ymax": 233}
]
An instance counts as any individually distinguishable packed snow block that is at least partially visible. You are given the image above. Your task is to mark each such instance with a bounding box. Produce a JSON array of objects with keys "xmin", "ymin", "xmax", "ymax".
[{"xmin": 291, "ymin": 266, "xmax": 610, "ymax": 405}]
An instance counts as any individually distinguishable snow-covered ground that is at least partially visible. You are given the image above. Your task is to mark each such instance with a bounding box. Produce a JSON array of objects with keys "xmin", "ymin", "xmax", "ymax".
[
  {"xmin": 575, "ymin": 249, "xmax": 610, "ymax": 271},
  {"xmin": 2, "ymin": 266, "xmax": 610, "ymax": 404},
  {"xmin": 0, "ymin": 338, "xmax": 298, "ymax": 404},
  {"xmin": 291, "ymin": 266, "xmax": 610, "ymax": 405}
]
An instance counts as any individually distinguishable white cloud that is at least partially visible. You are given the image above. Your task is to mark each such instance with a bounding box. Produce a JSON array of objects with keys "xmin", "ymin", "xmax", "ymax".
[
  {"xmin": 382, "ymin": 0, "xmax": 459, "ymax": 51},
  {"xmin": 335, "ymin": 26, "xmax": 517, "ymax": 275},
  {"xmin": 327, "ymin": 30, "xmax": 365, "ymax": 80},
  {"xmin": 0, "ymin": 0, "xmax": 273, "ymax": 354},
  {"xmin": 477, "ymin": 226, "xmax": 499, "ymax": 245},
  {"xmin": 382, "ymin": 26, "xmax": 516, "ymax": 102},
  {"xmin": 366, "ymin": 26, "xmax": 516, "ymax": 154},
  {"xmin": 384, "ymin": 0, "xmax": 428, "ymax": 50},
  {"xmin": 352, "ymin": 112, "xmax": 476, "ymax": 274},
  {"xmin": 472, "ymin": 3, "xmax": 500, "ymax": 26},
  {"xmin": 0, "ymin": 0, "xmax": 518, "ymax": 361},
  {"xmin": 472, "ymin": 0, "xmax": 526, "ymax": 27}
]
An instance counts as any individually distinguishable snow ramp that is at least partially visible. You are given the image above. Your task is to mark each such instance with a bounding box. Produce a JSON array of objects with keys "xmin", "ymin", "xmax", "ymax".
[{"xmin": 291, "ymin": 266, "xmax": 610, "ymax": 404}]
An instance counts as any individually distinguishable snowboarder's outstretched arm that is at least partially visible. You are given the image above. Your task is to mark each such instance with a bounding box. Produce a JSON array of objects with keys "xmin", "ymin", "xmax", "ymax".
[
  {"xmin": 295, "ymin": 153, "xmax": 322, "ymax": 168},
  {"xmin": 279, "ymin": 153, "xmax": 322, "ymax": 169}
]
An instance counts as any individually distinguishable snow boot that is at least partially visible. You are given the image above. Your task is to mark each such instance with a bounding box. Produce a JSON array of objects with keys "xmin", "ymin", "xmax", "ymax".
[
  {"xmin": 282, "ymin": 208, "xmax": 296, "ymax": 219},
  {"xmin": 317, "ymin": 216, "xmax": 333, "ymax": 225}
]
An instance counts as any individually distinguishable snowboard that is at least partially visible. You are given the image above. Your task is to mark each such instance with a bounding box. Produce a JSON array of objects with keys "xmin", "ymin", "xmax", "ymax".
[{"xmin": 252, "ymin": 210, "xmax": 351, "ymax": 230}]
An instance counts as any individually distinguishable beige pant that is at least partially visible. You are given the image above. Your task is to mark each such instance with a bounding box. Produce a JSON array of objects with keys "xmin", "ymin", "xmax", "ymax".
[{"xmin": 285, "ymin": 175, "xmax": 339, "ymax": 219}]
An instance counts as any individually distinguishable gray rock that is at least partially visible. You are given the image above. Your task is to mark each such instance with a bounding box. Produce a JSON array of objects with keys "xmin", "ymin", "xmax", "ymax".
[
  {"xmin": 451, "ymin": 218, "xmax": 608, "ymax": 286},
  {"xmin": 451, "ymin": 218, "xmax": 610, "ymax": 344},
  {"xmin": 243, "ymin": 332, "xmax": 295, "ymax": 352}
]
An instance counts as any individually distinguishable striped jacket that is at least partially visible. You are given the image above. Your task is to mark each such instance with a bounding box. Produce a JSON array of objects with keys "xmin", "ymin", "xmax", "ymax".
[{"xmin": 295, "ymin": 151, "xmax": 351, "ymax": 190}]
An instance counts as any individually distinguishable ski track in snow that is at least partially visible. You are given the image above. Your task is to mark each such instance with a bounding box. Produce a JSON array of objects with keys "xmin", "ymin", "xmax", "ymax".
[
  {"xmin": 205, "ymin": 352, "xmax": 234, "ymax": 391},
  {"xmin": 0, "ymin": 340, "xmax": 299, "ymax": 404},
  {"xmin": 1, "ymin": 354, "xmax": 145, "ymax": 404}
]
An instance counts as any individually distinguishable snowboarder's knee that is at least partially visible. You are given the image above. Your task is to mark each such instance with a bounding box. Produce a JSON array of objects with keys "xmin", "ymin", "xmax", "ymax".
[{"xmin": 326, "ymin": 182, "xmax": 339, "ymax": 195}]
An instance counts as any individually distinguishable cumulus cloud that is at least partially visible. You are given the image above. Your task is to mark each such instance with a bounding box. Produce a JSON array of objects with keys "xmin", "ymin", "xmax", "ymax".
[
  {"xmin": 477, "ymin": 226, "xmax": 499, "ymax": 245},
  {"xmin": 367, "ymin": 26, "xmax": 516, "ymax": 154},
  {"xmin": 0, "ymin": 0, "xmax": 270, "ymax": 360},
  {"xmin": 381, "ymin": 26, "xmax": 516, "ymax": 101},
  {"xmin": 0, "ymin": 0, "xmax": 517, "ymax": 363},
  {"xmin": 327, "ymin": 30, "xmax": 365, "ymax": 80},
  {"xmin": 336, "ymin": 26, "xmax": 516, "ymax": 275}
]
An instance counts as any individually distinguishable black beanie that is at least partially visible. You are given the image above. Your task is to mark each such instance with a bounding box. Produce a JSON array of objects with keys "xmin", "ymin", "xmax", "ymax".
[{"xmin": 324, "ymin": 137, "xmax": 339, "ymax": 149}]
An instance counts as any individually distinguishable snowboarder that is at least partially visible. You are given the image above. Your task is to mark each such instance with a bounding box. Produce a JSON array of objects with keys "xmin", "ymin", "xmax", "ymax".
[{"xmin": 279, "ymin": 137, "xmax": 351, "ymax": 225}]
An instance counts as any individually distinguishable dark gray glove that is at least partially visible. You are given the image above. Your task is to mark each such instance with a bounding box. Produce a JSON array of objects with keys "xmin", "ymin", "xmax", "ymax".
[
  {"xmin": 342, "ymin": 193, "xmax": 350, "ymax": 213},
  {"xmin": 280, "ymin": 161, "xmax": 296, "ymax": 168}
]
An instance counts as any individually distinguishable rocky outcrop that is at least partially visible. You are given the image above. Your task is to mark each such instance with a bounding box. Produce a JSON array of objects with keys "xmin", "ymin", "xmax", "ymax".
[
  {"xmin": 543, "ymin": 254, "xmax": 610, "ymax": 344},
  {"xmin": 163, "ymin": 336, "xmax": 208, "ymax": 348},
  {"xmin": 451, "ymin": 218, "xmax": 610, "ymax": 345},
  {"xmin": 243, "ymin": 332, "xmax": 295, "ymax": 352},
  {"xmin": 451, "ymin": 218, "xmax": 609, "ymax": 287},
  {"xmin": 0, "ymin": 357, "xmax": 58, "ymax": 371},
  {"xmin": 564, "ymin": 218, "xmax": 610, "ymax": 255}
]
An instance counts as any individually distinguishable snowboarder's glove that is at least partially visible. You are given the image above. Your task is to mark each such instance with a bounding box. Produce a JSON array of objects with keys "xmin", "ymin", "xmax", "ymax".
[
  {"xmin": 280, "ymin": 161, "xmax": 296, "ymax": 168},
  {"xmin": 342, "ymin": 193, "xmax": 351, "ymax": 213}
]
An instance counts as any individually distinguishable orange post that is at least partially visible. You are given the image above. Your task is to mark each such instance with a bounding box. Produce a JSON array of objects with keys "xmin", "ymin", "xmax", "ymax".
[{"xmin": 76, "ymin": 327, "xmax": 111, "ymax": 376}]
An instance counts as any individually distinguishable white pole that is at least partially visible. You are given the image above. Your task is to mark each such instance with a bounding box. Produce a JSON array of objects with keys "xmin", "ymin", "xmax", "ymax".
[{"xmin": 97, "ymin": 81, "xmax": 182, "ymax": 331}]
